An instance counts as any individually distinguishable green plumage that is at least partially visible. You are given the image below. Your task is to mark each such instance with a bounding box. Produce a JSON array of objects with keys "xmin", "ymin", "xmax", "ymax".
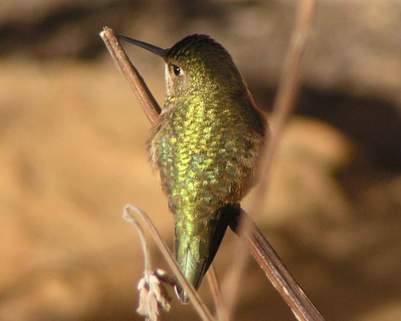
[{"xmin": 147, "ymin": 35, "xmax": 266, "ymax": 301}]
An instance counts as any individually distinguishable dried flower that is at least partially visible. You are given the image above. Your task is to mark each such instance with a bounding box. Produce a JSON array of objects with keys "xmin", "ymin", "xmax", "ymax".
[{"xmin": 137, "ymin": 271, "xmax": 171, "ymax": 321}]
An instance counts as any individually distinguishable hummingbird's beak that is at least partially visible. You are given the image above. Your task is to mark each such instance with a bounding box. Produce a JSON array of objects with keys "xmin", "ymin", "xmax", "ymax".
[{"xmin": 117, "ymin": 34, "xmax": 167, "ymax": 58}]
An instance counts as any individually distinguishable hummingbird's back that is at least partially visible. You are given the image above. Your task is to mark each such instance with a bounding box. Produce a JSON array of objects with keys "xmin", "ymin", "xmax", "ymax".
[{"xmin": 148, "ymin": 34, "xmax": 265, "ymax": 300}]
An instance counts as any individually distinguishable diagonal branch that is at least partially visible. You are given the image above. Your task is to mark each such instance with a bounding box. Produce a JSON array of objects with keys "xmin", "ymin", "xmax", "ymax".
[
  {"xmin": 207, "ymin": 265, "xmax": 228, "ymax": 321},
  {"xmin": 100, "ymin": 26, "xmax": 161, "ymax": 124},
  {"xmin": 230, "ymin": 210, "xmax": 324, "ymax": 321},
  {"xmin": 254, "ymin": 0, "xmax": 316, "ymax": 203},
  {"xmin": 221, "ymin": 1, "xmax": 318, "ymax": 320}
]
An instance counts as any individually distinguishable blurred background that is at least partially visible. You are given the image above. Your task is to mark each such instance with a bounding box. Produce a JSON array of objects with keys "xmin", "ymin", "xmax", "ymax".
[{"xmin": 1, "ymin": 1, "xmax": 401, "ymax": 320}]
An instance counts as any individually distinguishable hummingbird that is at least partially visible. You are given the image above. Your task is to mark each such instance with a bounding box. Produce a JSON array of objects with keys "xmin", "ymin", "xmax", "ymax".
[{"xmin": 120, "ymin": 33, "xmax": 266, "ymax": 302}]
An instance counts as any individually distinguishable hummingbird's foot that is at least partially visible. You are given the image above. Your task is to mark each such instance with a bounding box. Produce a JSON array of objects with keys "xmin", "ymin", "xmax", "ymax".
[
  {"xmin": 155, "ymin": 269, "xmax": 189, "ymax": 304},
  {"xmin": 174, "ymin": 284, "xmax": 190, "ymax": 304}
]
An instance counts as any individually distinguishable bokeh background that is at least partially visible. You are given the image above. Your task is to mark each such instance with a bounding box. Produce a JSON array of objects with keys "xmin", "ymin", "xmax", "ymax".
[{"xmin": 1, "ymin": 1, "xmax": 401, "ymax": 320}]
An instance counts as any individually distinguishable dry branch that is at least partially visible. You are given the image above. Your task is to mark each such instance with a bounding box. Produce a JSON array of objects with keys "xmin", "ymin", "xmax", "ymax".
[
  {"xmin": 100, "ymin": 26, "xmax": 161, "ymax": 123},
  {"xmin": 230, "ymin": 210, "xmax": 324, "ymax": 321},
  {"xmin": 221, "ymin": 1, "xmax": 319, "ymax": 320},
  {"xmin": 207, "ymin": 265, "xmax": 228, "ymax": 321}
]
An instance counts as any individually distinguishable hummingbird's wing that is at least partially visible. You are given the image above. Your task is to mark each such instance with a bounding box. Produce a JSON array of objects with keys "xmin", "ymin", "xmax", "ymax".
[{"xmin": 246, "ymin": 87, "xmax": 268, "ymax": 134}]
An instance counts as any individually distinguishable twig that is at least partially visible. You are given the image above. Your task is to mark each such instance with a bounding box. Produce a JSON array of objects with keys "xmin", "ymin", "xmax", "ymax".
[
  {"xmin": 207, "ymin": 265, "xmax": 228, "ymax": 321},
  {"xmin": 231, "ymin": 210, "xmax": 324, "ymax": 321},
  {"xmin": 123, "ymin": 205, "xmax": 215, "ymax": 321},
  {"xmin": 123, "ymin": 209, "xmax": 171, "ymax": 321},
  {"xmin": 127, "ymin": 210, "xmax": 152, "ymax": 273},
  {"xmin": 100, "ymin": 27, "xmax": 161, "ymax": 124},
  {"xmin": 221, "ymin": 1, "xmax": 319, "ymax": 320},
  {"xmin": 255, "ymin": 0, "xmax": 316, "ymax": 201}
]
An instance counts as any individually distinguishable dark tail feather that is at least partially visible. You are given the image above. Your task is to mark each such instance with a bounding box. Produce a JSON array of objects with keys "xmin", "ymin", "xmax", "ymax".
[{"xmin": 175, "ymin": 204, "xmax": 240, "ymax": 303}]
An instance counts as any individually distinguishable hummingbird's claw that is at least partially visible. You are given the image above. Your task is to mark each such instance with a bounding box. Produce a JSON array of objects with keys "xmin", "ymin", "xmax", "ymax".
[{"xmin": 174, "ymin": 284, "xmax": 189, "ymax": 304}]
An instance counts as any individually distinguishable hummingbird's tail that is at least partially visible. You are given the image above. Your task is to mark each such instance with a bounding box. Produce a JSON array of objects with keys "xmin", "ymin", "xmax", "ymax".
[{"xmin": 174, "ymin": 204, "xmax": 240, "ymax": 303}]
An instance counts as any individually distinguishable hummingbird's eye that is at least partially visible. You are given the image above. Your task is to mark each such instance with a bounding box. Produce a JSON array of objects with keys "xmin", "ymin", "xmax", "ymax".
[{"xmin": 172, "ymin": 64, "xmax": 182, "ymax": 77}]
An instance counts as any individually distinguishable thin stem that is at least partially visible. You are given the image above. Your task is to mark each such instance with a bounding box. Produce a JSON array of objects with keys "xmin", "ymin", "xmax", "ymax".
[
  {"xmin": 207, "ymin": 265, "xmax": 228, "ymax": 321},
  {"xmin": 255, "ymin": 0, "xmax": 316, "ymax": 202},
  {"xmin": 123, "ymin": 205, "xmax": 215, "ymax": 321},
  {"xmin": 100, "ymin": 27, "xmax": 161, "ymax": 124},
  {"xmin": 222, "ymin": 0, "xmax": 318, "ymax": 320},
  {"xmin": 230, "ymin": 210, "xmax": 324, "ymax": 321},
  {"xmin": 123, "ymin": 209, "xmax": 152, "ymax": 274}
]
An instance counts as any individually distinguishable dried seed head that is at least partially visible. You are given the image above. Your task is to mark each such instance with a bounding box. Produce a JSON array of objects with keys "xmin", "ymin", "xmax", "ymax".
[{"xmin": 137, "ymin": 271, "xmax": 171, "ymax": 321}]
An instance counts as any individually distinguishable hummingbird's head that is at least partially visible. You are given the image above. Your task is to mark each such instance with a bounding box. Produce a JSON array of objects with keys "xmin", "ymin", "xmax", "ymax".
[{"xmin": 119, "ymin": 34, "xmax": 246, "ymax": 98}]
